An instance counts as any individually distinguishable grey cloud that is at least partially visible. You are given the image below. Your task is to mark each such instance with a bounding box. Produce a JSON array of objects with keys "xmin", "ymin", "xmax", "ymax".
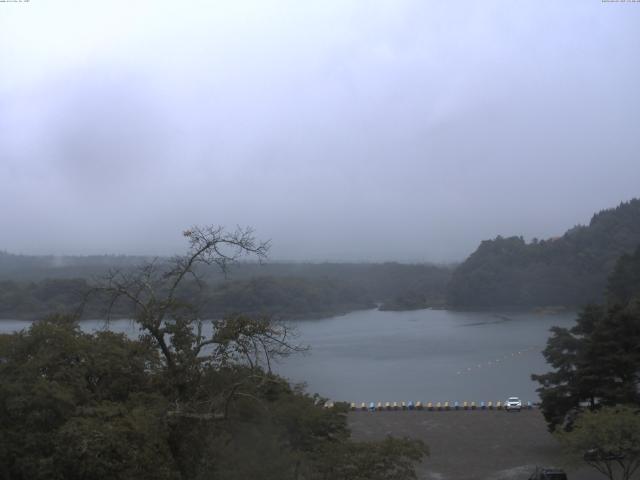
[{"xmin": 0, "ymin": 0, "xmax": 639, "ymax": 260}]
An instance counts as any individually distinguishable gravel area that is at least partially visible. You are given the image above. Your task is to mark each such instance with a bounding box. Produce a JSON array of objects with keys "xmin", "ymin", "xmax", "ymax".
[{"xmin": 348, "ymin": 409, "xmax": 604, "ymax": 480}]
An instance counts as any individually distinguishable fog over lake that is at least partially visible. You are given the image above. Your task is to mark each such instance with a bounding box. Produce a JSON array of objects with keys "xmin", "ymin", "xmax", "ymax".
[{"xmin": 1, "ymin": 309, "xmax": 575, "ymax": 404}]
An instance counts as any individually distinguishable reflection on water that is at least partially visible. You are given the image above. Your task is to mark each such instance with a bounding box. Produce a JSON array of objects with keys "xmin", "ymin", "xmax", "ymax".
[{"xmin": 0, "ymin": 309, "xmax": 576, "ymax": 404}]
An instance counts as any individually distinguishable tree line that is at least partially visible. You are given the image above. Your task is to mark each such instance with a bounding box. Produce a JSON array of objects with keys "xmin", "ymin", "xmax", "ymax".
[
  {"xmin": 448, "ymin": 199, "xmax": 640, "ymax": 308},
  {"xmin": 3, "ymin": 198, "xmax": 640, "ymax": 317},
  {"xmin": 0, "ymin": 258, "xmax": 452, "ymax": 320}
]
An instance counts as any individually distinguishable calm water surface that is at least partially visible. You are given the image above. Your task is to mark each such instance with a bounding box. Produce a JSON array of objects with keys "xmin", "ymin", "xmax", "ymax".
[
  {"xmin": 276, "ymin": 309, "xmax": 575, "ymax": 404},
  {"xmin": 1, "ymin": 309, "xmax": 576, "ymax": 404}
]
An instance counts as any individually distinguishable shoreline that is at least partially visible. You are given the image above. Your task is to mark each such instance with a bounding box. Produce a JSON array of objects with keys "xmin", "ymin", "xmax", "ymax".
[{"xmin": 0, "ymin": 304, "xmax": 578, "ymax": 323}]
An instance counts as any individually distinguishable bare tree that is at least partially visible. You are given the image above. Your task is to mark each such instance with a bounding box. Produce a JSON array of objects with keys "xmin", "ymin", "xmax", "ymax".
[{"xmin": 90, "ymin": 225, "xmax": 305, "ymax": 413}]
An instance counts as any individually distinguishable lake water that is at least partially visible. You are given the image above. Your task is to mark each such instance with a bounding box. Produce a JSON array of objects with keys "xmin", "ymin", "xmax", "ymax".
[
  {"xmin": 276, "ymin": 309, "xmax": 576, "ymax": 404},
  {"xmin": 0, "ymin": 309, "xmax": 576, "ymax": 405}
]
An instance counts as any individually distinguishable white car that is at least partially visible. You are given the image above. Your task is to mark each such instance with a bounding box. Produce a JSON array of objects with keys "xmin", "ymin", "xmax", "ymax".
[{"xmin": 505, "ymin": 396, "xmax": 522, "ymax": 412}]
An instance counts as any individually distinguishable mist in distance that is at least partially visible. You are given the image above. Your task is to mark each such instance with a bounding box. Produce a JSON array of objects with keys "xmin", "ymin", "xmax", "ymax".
[{"xmin": 1, "ymin": 0, "xmax": 639, "ymax": 262}]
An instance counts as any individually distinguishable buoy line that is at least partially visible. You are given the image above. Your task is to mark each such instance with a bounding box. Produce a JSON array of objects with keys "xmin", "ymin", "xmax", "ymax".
[{"xmin": 455, "ymin": 345, "xmax": 540, "ymax": 376}]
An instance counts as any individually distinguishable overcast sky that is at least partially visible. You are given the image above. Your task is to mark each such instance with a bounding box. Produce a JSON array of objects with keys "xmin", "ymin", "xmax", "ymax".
[{"xmin": 1, "ymin": 1, "xmax": 639, "ymax": 262}]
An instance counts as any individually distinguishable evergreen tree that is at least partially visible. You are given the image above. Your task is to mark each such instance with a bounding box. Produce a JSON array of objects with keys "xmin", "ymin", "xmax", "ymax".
[{"xmin": 533, "ymin": 247, "xmax": 640, "ymax": 431}]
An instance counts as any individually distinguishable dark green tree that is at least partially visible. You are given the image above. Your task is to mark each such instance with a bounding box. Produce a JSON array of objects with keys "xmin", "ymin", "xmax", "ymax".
[
  {"xmin": 0, "ymin": 316, "xmax": 176, "ymax": 480},
  {"xmin": 607, "ymin": 245, "xmax": 640, "ymax": 307},
  {"xmin": 558, "ymin": 406, "xmax": 640, "ymax": 480},
  {"xmin": 533, "ymin": 247, "xmax": 640, "ymax": 431}
]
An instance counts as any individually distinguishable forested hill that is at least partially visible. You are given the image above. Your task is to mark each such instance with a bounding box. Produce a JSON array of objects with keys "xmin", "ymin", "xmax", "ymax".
[{"xmin": 448, "ymin": 199, "xmax": 640, "ymax": 308}]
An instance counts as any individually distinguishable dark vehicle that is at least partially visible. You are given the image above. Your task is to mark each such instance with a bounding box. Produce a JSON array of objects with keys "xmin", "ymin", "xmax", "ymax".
[{"xmin": 528, "ymin": 467, "xmax": 568, "ymax": 480}]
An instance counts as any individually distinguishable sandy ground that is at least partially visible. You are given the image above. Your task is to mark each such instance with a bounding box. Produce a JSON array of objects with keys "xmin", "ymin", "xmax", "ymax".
[{"xmin": 348, "ymin": 409, "xmax": 604, "ymax": 480}]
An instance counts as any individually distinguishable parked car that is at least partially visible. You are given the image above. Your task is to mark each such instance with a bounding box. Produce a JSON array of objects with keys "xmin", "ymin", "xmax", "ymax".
[
  {"xmin": 504, "ymin": 396, "xmax": 522, "ymax": 411},
  {"xmin": 528, "ymin": 467, "xmax": 568, "ymax": 480}
]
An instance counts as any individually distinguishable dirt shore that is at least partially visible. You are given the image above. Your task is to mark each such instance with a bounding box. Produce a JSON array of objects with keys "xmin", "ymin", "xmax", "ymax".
[{"xmin": 348, "ymin": 409, "xmax": 603, "ymax": 480}]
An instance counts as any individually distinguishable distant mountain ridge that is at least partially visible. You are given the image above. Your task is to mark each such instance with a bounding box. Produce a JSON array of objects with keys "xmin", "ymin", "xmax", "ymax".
[{"xmin": 448, "ymin": 198, "xmax": 640, "ymax": 308}]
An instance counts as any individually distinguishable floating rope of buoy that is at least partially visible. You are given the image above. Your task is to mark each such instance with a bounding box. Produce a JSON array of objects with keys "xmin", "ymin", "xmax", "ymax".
[{"xmin": 455, "ymin": 346, "xmax": 541, "ymax": 376}]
